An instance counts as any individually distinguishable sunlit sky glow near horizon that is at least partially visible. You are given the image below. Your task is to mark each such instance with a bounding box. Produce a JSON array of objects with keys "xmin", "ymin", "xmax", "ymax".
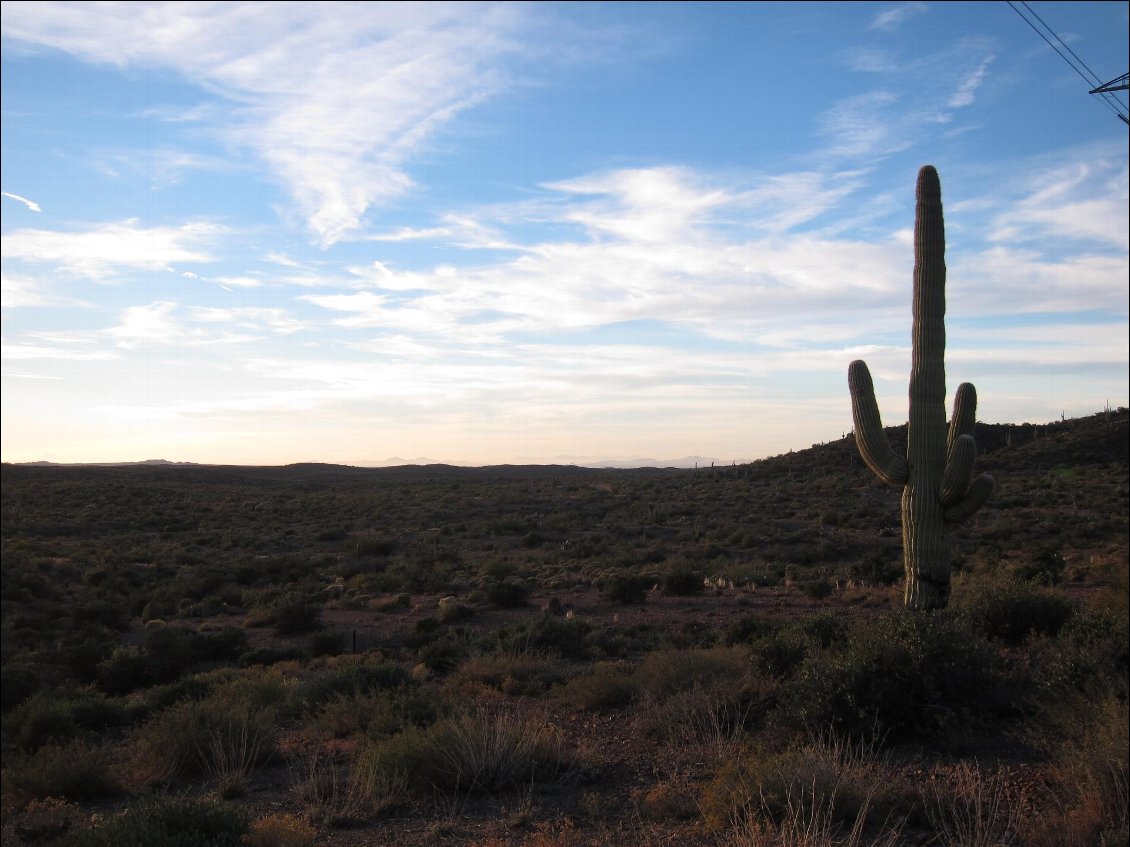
[{"xmin": 2, "ymin": 1, "xmax": 1127, "ymax": 467}]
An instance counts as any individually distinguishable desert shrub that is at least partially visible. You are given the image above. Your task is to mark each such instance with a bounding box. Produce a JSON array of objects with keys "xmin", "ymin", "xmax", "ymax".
[
  {"xmin": 306, "ymin": 630, "xmax": 347, "ymax": 657},
  {"xmin": 750, "ymin": 630, "xmax": 810, "ymax": 680},
  {"xmin": 349, "ymin": 537, "xmax": 396, "ymax": 558},
  {"xmin": 803, "ymin": 575, "xmax": 835, "ymax": 599},
  {"xmin": 1013, "ymin": 547, "xmax": 1068, "ymax": 585},
  {"xmin": 97, "ymin": 646, "xmax": 154, "ymax": 694},
  {"xmin": 723, "ymin": 615, "xmax": 785, "ymax": 646},
  {"xmin": 957, "ymin": 576, "xmax": 1075, "ymax": 646},
  {"xmin": 448, "ymin": 649, "xmax": 566, "ymax": 697},
  {"xmin": 270, "ymin": 593, "xmax": 323, "ymax": 634},
  {"xmin": 292, "ymin": 745, "xmax": 388, "ymax": 826},
  {"xmin": 1033, "ymin": 606, "xmax": 1129, "ymax": 698},
  {"xmin": 495, "ymin": 613, "xmax": 594, "ymax": 660},
  {"xmin": 700, "ymin": 734, "xmax": 907, "ymax": 835},
  {"xmin": 10, "ymin": 693, "xmax": 78, "ymax": 751},
  {"xmin": 851, "ymin": 548, "xmax": 902, "ymax": 586},
  {"xmin": 635, "ymin": 645, "xmax": 750, "ymax": 701},
  {"xmin": 602, "ymin": 572, "xmax": 652, "ymax": 605},
  {"xmin": 130, "ymin": 691, "xmax": 277, "ymax": 789},
  {"xmin": 1, "ymin": 663, "xmax": 40, "ymax": 713},
  {"xmin": 4, "ymin": 739, "xmax": 123, "ymax": 802},
  {"xmin": 97, "ymin": 624, "xmax": 249, "ymax": 693},
  {"xmin": 919, "ymin": 761, "xmax": 1023, "ymax": 847},
  {"xmin": 291, "ymin": 656, "xmax": 410, "ymax": 713},
  {"xmin": 239, "ymin": 645, "xmax": 306, "ymax": 667},
  {"xmin": 416, "ymin": 627, "xmax": 472, "ymax": 672},
  {"xmin": 485, "ymin": 577, "xmax": 530, "ymax": 608},
  {"xmin": 437, "ymin": 595, "xmax": 474, "ymax": 623},
  {"xmin": 3, "ymin": 798, "xmax": 87, "ymax": 844},
  {"xmin": 364, "ymin": 686, "xmax": 440, "ymax": 739},
  {"xmin": 661, "ymin": 562, "xmax": 704, "ymax": 596},
  {"xmin": 777, "ymin": 612, "xmax": 1011, "ymax": 744},
  {"xmin": 71, "ymin": 598, "xmax": 131, "ymax": 631},
  {"xmin": 360, "ymin": 706, "xmax": 571, "ymax": 795},
  {"xmin": 243, "ymin": 812, "xmax": 316, "ymax": 847},
  {"xmin": 54, "ymin": 794, "xmax": 245, "ymax": 847},
  {"xmin": 799, "ymin": 611, "xmax": 851, "ymax": 650},
  {"xmin": 558, "ymin": 662, "xmax": 638, "ymax": 711},
  {"xmin": 1024, "ymin": 695, "xmax": 1129, "ymax": 847}
]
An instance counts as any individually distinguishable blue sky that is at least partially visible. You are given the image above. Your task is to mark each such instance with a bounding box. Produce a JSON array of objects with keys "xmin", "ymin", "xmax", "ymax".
[{"xmin": 2, "ymin": 1, "xmax": 1127, "ymax": 467}]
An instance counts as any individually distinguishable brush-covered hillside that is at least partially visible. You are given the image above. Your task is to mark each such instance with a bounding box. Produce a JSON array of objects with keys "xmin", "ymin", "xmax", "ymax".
[{"xmin": 1, "ymin": 408, "xmax": 1126, "ymax": 847}]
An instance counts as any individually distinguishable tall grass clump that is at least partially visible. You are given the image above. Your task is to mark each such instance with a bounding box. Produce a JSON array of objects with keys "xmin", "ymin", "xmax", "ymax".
[
  {"xmin": 358, "ymin": 706, "xmax": 571, "ymax": 797},
  {"xmin": 701, "ymin": 733, "xmax": 907, "ymax": 836}
]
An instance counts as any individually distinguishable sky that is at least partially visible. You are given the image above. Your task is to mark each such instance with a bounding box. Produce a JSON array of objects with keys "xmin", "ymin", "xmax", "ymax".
[{"xmin": 2, "ymin": 1, "xmax": 1127, "ymax": 468}]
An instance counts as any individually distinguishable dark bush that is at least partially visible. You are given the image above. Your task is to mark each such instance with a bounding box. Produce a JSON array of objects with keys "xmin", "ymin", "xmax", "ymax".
[
  {"xmin": 485, "ymin": 577, "xmax": 530, "ymax": 609},
  {"xmin": 292, "ymin": 658, "xmax": 411, "ymax": 712},
  {"xmin": 602, "ymin": 572, "xmax": 652, "ymax": 605},
  {"xmin": 56, "ymin": 794, "xmax": 245, "ymax": 847},
  {"xmin": 661, "ymin": 563, "xmax": 704, "ymax": 596},
  {"xmin": 270, "ymin": 594, "xmax": 323, "ymax": 634},
  {"xmin": 497, "ymin": 613, "xmax": 593, "ymax": 660},
  {"xmin": 1, "ymin": 664, "xmax": 40, "ymax": 713},
  {"xmin": 778, "ymin": 612, "xmax": 1012, "ymax": 744},
  {"xmin": 306, "ymin": 630, "xmax": 348, "ymax": 657},
  {"xmin": 957, "ymin": 578, "xmax": 1075, "ymax": 646},
  {"xmin": 6, "ymin": 740, "xmax": 123, "ymax": 802},
  {"xmin": 12, "ymin": 694, "xmax": 78, "ymax": 751}
]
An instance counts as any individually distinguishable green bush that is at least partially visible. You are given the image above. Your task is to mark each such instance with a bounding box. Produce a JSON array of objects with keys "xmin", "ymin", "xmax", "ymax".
[
  {"xmin": 661, "ymin": 562, "xmax": 704, "ymax": 596},
  {"xmin": 11, "ymin": 693, "xmax": 78, "ymax": 751},
  {"xmin": 56, "ymin": 794, "xmax": 245, "ymax": 847},
  {"xmin": 602, "ymin": 572, "xmax": 652, "ymax": 605},
  {"xmin": 778, "ymin": 612, "xmax": 1012, "ymax": 744},
  {"xmin": 957, "ymin": 577, "xmax": 1075, "ymax": 646},
  {"xmin": 270, "ymin": 594, "xmax": 323, "ymax": 634},
  {"xmin": 292, "ymin": 657, "xmax": 410, "ymax": 713},
  {"xmin": 6, "ymin": 739, "xmax": 123, "ymax": 801},
  {"xmin": 485, "ymin": 577, "xmax": 530, "ymax": 608},
  {"xmin": 558, "ymin": 662, "xmax": 638, "ymax": 711},
  {"xmin": 496, "ymin": 613, "xmax": 593, "ymax": 659}
]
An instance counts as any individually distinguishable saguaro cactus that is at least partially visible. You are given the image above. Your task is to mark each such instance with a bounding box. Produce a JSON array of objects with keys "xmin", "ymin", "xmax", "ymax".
[{"xmin": 848, "ymin": 165, "xmax": 994, "ymax": 610}]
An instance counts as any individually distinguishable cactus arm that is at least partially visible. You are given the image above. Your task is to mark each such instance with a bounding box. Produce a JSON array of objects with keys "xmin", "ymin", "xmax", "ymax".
[
  {"xmin": 940, "ymin": 434, "xmax": 976, "ymax": 506},
  {"xmin": 944, "ymin": 473, "xmax": 995, "ymax": 523},
  {"xmin": 947, "ymin": 383, "xmax": 978, "ymax": 450},
  {"xmin": 848, "ymin": 359, "xmax": 908, "ymax": 485}
]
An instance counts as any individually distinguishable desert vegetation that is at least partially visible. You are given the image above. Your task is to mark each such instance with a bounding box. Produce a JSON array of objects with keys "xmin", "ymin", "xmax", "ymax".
[{"xmin": 2, "ymin": 408, "xmax": 1127, "ymax": 846}]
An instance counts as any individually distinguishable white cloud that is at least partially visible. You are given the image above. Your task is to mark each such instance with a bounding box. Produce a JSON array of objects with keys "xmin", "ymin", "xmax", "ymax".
[
  {"xmin": 1, "ymin": 272, "xmax": 87, "ymax": 308},
  {"xmin": 187, "ymin": 306, "xmax": 305, "ymax": 335},
  {"xmin": 1, "ymin": 191, "xmax": 41, "ymax": 212},
  {"xmin": 1, "ymin": 220, "xmax": 224, "ymax": 280},
  {"xmin": 1, "ymin": 2, "xmax": 533, "ymax": 245},
  {"xmin": 1, "ymin": 335, "xmax": 118, "ymax": 361},
  {"xmin": 948, "ymin": 54, "xmax": 994, "ymax": 108},
  {"xmin": 988, "ymin": 161, "xmax": 1130, "ymax": 252},
  {"xmin": 868, "ymin": 3, "xmax": 929, "ymax": 33},
  {"xmin": 103, "ymin": 301, "xmax": 184, "ymax": 349}
]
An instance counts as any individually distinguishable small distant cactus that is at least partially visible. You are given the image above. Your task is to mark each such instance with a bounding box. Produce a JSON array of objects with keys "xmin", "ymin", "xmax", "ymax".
[{"xmin": 848, "ymin": 166, "xmax": 994, "ymax": 610}]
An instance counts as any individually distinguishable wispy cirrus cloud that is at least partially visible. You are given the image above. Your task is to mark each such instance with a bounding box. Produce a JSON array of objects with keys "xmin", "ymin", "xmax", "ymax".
[
  {"xmin": 985, "ymin": 160, "xmax": 1130, "ymax": 252},
  {"xmin": 1, "ymin": 191, "xmax": 41, "ymax": 212},
  {"xmin": 868, "ymin": 2, "xmax": 929, "ymax": 33},
  {"xmin": 1, "ymin": 2, "xmax": 538, "ymax": 245}
]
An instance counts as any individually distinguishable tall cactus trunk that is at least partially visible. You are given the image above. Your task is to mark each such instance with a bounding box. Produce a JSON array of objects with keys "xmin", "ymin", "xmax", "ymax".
[
  {"xmin": 848, "ymin": 166, "xmax": 994, "ymax": 611},
  {"xmin": 903, "ymin": 166, "xmax": 951, "ymax": 610}
]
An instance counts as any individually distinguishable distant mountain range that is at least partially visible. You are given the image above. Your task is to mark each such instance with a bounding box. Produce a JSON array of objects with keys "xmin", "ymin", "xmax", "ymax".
[{"xmin": 16, "ymin": 455, "xmax": 746, "ymax": 471}]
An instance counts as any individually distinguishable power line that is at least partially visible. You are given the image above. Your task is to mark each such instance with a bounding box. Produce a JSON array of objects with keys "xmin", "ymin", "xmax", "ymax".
[{"xmin": 1006, "ymin": 0, "xmax": 1129, "ymax": 126}]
